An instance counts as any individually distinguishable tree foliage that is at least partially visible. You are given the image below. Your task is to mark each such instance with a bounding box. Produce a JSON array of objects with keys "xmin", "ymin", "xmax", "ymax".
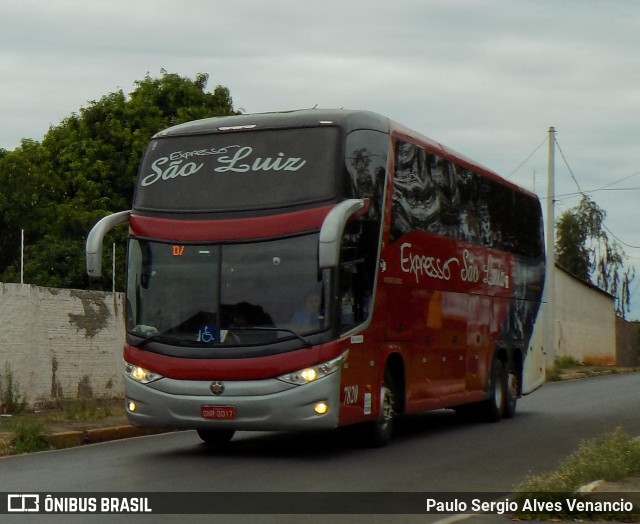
[
  {"xmin": 0, "ymin": 71, "xmax": 237, "ymax": 290},
  {"xmin": 555, "ymin": 195, "xmax": 635, "ymax": 317}
]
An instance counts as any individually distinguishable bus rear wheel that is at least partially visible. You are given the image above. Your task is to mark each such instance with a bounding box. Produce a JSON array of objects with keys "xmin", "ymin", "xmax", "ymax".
[
  {"xmin": 479, "ymin": 359, "xmax": 507, "ymax": 422},
  {"xmin": 503, "ymin": 365, "xmax": 518, "ymax": 419},
  {"xmin": 197, "ymin": 429, "xmax": 235, "ymax": 446}
]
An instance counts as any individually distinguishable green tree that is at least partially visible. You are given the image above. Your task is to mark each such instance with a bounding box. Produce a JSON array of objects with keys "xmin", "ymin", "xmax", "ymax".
[
  {"xmin": 0, "ymin": 71, "xmax": 237, "ymax": 290},
  {"xmin": 555, "ymin": 195, "xmax": 635, "ymax": 317},
  {"xmin": 0, "ymin": 139, "xmax": 53, "ymax": 273}
]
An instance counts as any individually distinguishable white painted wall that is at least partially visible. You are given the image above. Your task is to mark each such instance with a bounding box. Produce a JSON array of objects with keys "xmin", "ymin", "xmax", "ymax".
[
  {"xmin": 554, "ymin": 267, "xmax": 616, "ymax": 365},
  {"xmin": 0, "ymin": 283, "xmax": 125, "ymax": 406}
]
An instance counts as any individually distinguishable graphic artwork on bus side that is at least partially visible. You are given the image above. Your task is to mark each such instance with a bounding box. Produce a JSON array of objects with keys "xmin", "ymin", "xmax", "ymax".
[{"xmin": 400, "ymin": 243, "xmax": 510, "ymax": 289}]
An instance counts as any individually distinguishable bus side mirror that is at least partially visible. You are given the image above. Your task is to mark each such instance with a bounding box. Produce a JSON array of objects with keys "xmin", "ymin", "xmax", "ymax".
[
  {"xmin": 318, "ymin": 199, "xmax": 367, "ymax": 269},
  {"xmin": 86, "ymin": 210, "xmax": 131, "ymax": 277}
]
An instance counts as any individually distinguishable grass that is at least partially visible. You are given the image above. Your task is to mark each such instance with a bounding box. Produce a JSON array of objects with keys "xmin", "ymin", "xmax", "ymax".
[
  {"xmin": 516, "ymin": 428, "xmax": 640, "ymax": 520},
  {"xmin": 55, "ymin": 398, "xmax": 118, "ymax": 421},
  {"xmin": 518, "ymin": 428, "xmax": 640, "ymax": 491},
  {"xmin": 0, "ymin": 398, "xmax": 125, "ymax": 456},
  {"xmin": 0, "ymin": 362, "xmax": 26, "ymax": 414},
  {"xmin": 546, "ymin": 357, "xmax": 637, "ymax": 382},
  {"xmin": 547, "ymin": 356, "xmax": 582, "ymax": 381},
  {"xmin": 9, "ymin": 418, "xmax": 50, "ymax": 454}
]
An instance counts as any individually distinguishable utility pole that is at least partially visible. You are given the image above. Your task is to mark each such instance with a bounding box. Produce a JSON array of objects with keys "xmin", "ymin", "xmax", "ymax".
[
  {"xmin": 20, "ymin": 229, "xmax": 24, "ymax": 285},
  {"xmin": 112, "ymin": 243, "xmax": 116, "ymax": 293},
  {"xmin": 545, "ymin": 127, "xmax": 556, "ymax": 365}
]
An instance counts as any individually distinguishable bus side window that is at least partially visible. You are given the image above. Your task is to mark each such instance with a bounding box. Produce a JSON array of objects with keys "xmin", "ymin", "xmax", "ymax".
[
  {"xmin": 340, "ymin": 262, "xmax": 358, "ymax": 328},
  {"xmin": 339, "ymin": 259, "xmax": 369, "ymax": 332},
  {"xmin": 338, "ymin": 220, "xmax": 373, "ymax": 333}
]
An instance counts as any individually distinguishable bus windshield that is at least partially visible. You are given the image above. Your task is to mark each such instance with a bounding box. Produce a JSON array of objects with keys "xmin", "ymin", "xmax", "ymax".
[{"xmin": 126, "ymin": 234, "xmax": 331, "ymax": 347}]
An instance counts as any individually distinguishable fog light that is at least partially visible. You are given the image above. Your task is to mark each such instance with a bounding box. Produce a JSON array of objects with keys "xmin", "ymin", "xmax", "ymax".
[
  {"xmin": 128, "ymin": 401, "xmax": 137, "ymax": 413},
  {"xmin": 314, "ymin": 402, "xmax": 328, "ymax": 415}
]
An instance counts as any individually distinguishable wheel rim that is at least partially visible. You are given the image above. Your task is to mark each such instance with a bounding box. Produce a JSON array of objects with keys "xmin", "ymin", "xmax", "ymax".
[
  {"xmin": 494, "ymin": 371, "xmax": 504, "ymax": 410},
  {"xmin": 379, "ymin": 383, "xmax": 394, "ymax": 431},
  {"xmin": 507, "ymin": 372, "xmax": 517, "ymax": 401}
]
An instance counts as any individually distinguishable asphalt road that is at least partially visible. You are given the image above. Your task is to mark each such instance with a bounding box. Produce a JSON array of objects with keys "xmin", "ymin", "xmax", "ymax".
[{"xmin": 2, "ymin": 372, "xmax": 639, "ymax": 523}]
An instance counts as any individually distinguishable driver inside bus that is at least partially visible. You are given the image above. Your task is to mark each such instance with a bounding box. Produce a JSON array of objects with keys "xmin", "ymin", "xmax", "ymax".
[{"xmin": 291, "ymin": 294, "xmax": 324, "ymax": 330}]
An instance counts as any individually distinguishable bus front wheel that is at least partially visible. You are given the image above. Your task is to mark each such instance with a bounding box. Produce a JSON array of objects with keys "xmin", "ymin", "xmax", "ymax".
[{"xmin": 362, "ymin": 369, "xmax": 396, "ymax": 447}]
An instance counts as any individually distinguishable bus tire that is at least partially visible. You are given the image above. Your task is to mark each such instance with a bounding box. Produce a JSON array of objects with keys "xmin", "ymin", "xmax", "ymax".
[
  {"xmin": 363, "ymin": 369, "xmax": 396, "ymax": 447},
  {"xmin": 503, "ymin": 364, "xmax": 518, "ymax": 419},
  {"xmin": 479, "ymin": 359, "xmax": 507, "ymax": 423},
  {"xmin": 197, "ymin": 429, "xmax": 235, "ymax": 446}
]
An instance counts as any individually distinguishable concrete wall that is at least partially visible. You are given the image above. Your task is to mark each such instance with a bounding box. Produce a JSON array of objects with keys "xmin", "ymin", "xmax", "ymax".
[
  {"xmin": 0, "ymin": 273, "xmax": 630, "ymax": 408},
  {"xmin": 0, "ymin": 283, "xmax": 125, "ymax": 406},
  {"xmin": 554, "ymin": 267, "xmax": 616, "ymax": 365},
  {"xmin": 616, "ymin": 317, "xmax": 640, "ymax": 367}
]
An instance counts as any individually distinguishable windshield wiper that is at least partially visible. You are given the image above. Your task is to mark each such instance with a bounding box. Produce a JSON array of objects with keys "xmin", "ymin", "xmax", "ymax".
[
  {"xmin": 135, "ymin": 332, "xmax": 172, "ymax": 349},
  {"xmin": 131, "ymin": 327, "xmax": 314, "ymax": 349},
  {"xmin": 129, "ymin": 326, "xmax": 176, "ymax": 349},
  {"xmin": 226, "ymin": 326, "xmax": 313, "ymax": 348}
]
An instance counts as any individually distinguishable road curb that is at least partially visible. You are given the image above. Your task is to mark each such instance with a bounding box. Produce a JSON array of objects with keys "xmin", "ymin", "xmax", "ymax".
[{"xmin": 46, "ymin": 425, "xmax": 170, "ymax": 448}]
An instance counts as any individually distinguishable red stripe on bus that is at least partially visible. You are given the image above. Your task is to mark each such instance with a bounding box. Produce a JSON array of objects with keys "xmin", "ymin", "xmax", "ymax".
[{"xmin": 129, "ymin": 205, "xmax": 334, "ymax": 242}]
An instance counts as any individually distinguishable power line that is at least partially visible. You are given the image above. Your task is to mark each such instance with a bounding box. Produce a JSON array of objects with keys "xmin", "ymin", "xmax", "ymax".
[
  {"xmin": 508, "ymin": 134, "xmax": 640, "ymax": 250},
  {"xmin": 552, "ymin": 136, "xmax": 640, "ymax": 250},
  {"xmin": 507, "ymin": 135, "xmax": 547, "ymax": 179},
  {"xmin": 602, "ymin": 223, "xmax": 640, "ymax": 249},
  {"xmin": 547, "ymin": 186, "xmax": 640, "ymax": 201},
  {"xmin": 596, "ymin": 169, "xmax": 640, "ymax": 191},
  {"xmin": 509, "ymin": 135, "xmax": 640, "ymax": 193},
  {"xmin": 554, "ymin": 137, "xmax": 584, "ymax": 194}
]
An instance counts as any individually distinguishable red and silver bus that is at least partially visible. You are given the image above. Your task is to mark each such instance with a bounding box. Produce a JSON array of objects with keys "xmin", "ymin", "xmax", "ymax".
[{"xmin": 86, "ymin": 109, "xmax": 545, "ymax": 447}]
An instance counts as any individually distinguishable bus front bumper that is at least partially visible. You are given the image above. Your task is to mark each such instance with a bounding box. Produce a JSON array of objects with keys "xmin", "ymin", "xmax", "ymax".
[{"xmin": 124, "ymin": 371, "xmax": 341, "ymax": 432}]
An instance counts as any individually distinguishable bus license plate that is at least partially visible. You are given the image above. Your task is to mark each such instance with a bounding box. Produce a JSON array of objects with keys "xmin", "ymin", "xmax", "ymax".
[{"xmin": 201, "ymin": 406, "xmax": 236, "ymax": 420}]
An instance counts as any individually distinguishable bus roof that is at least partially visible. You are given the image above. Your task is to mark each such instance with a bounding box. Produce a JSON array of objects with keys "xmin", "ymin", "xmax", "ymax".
[
  {"xmin": 390, "ymin": 121, "xmax": 538, "ymax": 200},
  {"xmin": 154, "ymin": 109, "xmax": 391, "ymax": 138},
  {"xmin": 154, "ymin": 108, "xmax": 537, "ymax": 200}
]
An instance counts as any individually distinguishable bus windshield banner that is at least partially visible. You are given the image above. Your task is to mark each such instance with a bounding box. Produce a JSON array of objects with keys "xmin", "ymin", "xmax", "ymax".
[{"xmin": 134, "ymin": 127, "xmax": 339, "ymax": 213}]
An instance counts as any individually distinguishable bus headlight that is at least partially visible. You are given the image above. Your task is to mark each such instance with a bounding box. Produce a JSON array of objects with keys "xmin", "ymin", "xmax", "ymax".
[
  {"xmin": 277, "ymin": 351, "xmax": 347, "ymax": 385},
  {"xmin": 125, "ymin": 362, "xmax": 163, "ymax": 384}
]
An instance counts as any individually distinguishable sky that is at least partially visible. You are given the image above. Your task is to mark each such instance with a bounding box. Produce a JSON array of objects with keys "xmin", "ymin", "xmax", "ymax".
[{"xmin": 2, "ymin": 0, "xmax": 640, "ymax": 318}]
